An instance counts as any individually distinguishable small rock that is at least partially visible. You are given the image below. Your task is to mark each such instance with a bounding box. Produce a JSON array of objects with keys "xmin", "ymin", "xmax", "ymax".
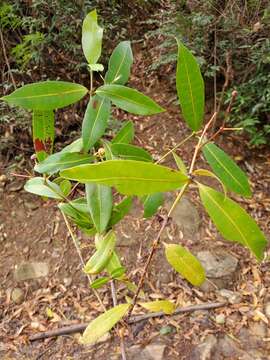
[
  {"xmin": 265, "ymin": 302, "xmax": 270, "ymax": 318},
  {"xmin": 165, "ymin": 195, "xmax": 200, "ymax": 234},
  {"xmin": 218, "ymin": 289, "xmax": 242, "ymax": 304},
  {"xmin": 194, "ymin": 334, "xmax": 217, "ymax": 360},
  {"xmin": 249, "ymin": 322, "xmax": 267, "ymax": 338},
  {"xmin": 129, "ymin": 343, "xmax": 166, "ymax": 360},
  {"xmin": 63, "ymin": 277, "xmax": 72, "ymax": 287},
  {"xmin": 14, "ymin": 262, "xmax": 49, "ymax": 281},
  {"xmin": 197, "ymin": 251, "xmax": 238, "ymax": 279},
  {"xmin": 11, "ymin": 288, "xmax": 24, "ymax": 304},
  {"xmin": 24, "ymin": 201, "xmax": 39, "ymax": 211},
  {"xmin": 215, "ymin": 313, "xmax": 225, "ymax": 324},
  {"xmin": 217, "ymin": 335, "xmax": 243, "ymax": 358},
  {"xmin": 8, "ymin": 182, "xmax": 24, "ymax": 192},
  {"xmin": 0, "ymin": 174, "xmax": 7, "ymax": 185}
]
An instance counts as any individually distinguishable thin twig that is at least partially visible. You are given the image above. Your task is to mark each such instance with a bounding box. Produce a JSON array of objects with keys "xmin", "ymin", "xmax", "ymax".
[
  {"xmin": 0, "ymin": 28, "xmax": 16, "ymax": 89},
  {"xmin": 127, "ymin": 114, "xmax": 218, "ymax": 320},
  {"xmin": 156, "ymin": 132, "xmax": 195, "ymax": 164},
  {"xmin": 61, "ymin": 212, "xmax": 106, "ymax": 312},
  {"xmin": 110, "ymin": 280, "xmax": 127, "ymax": 360},
  {"xmin": 29, "ymin": 302, "xmax": 226, "ymax": 341}
]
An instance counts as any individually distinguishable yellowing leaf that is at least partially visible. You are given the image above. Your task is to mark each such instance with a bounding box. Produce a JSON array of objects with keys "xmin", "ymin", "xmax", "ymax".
[
  {"xmin": 82, "ymin": 10, "xmax": 103, "ymax": 65},
  {"xmin": 165, "ymin": 243, "xmax": 205, "ymax": 286},
  {"xmin": 139, "ymin": 300, "xmax": 175, "ymax": 315},
  {"xmin": 80, "ymin": 303, "xmax": 130, "ymax": 345}
]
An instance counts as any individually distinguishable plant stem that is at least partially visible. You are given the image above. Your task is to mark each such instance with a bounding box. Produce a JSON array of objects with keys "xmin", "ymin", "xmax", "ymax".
[
  {"xmin": 127, "ymin": 114, "xmax": 219, "ymax": 319},
  {"xmin": 61, "ymin": 212, "xmax": 106, "ymax": 312},
  {"xmin": 188, "ymin": 112, "xmax": 217, "ymax": 175},
  {"xmin": 0, "ymin": 28, "xmax": 17, "ymax": 90},
  {"xmin": 110, "ymin": 280, "xmax": 127, "ymax": 360},
  {"xmin": 156, "ymin": 132, "xmax": 195, "ymax": 164}
]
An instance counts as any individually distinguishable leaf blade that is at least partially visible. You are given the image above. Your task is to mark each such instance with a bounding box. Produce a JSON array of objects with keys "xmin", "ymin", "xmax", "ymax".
[
  {"xmin": 82, "ymin": 9, "xmax": 103, "ymax": 65},
  {"xmin": 143, "ymin": 193, "xmax": 164, "ymax": 218},
  {"xmin": 82, "ymin": 95, "xmax": 111, "ymax": 152},
  {"xmin": 60, "ymin": 160, "xmax": 189, "ymax": 196},
  {"xmin": 112, "ymin": 121, "xmax": 134, "ymax": 144},
  {"xmin": 24, "ymin": 177, "xmax": 63, "ymax": 199},
  {"xmin": 96, "ymin": 85, "xmax": 165, "ymax": 115},
  {"xmin": 139, "ymin": 300, "xmax": 175, "ymax": 315},
  {"xmin": 2, "ymin": 81, "xmax": 88, "ymax": 110},
  {"xmin": 165, "ymin": 243, "xmax": 205, "ymax": 286},
  {"xmin": 80, "ymin": 303, "xmax": 130, "ymax": 345},
  {"xmin": 176, "ymin": 39, "xmax": 204, "ymax": 131},
  {"xmin": 202, "ymin": 142, "xmax": 251, "ymax": 197},
  {"xmin": 32, "ymin": 110, "xmax": 54, "ymax": 162},
  {"xmin": 105, "ymin": 41, "xmax": 133, "ymax": 85},
  {"xmin": 111, "ymin": 143, "xmax": 152, "ymax": 162},
  {"xmin": 199, "ymin": 184, "xmax": 267, "ymax": 260},
  {"xmin": 34, "ymin": 152, "xmax": 92, "ymax": 174}
]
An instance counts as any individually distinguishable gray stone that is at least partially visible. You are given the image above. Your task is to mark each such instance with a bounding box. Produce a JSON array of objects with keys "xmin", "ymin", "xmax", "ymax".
[
  {"xmin": 14, "ymin": 262, "xmax": 49, "ymax": 281},
  {"xmin": 215, "ymin": 313, "xmax": 225, "ymax": 324},
  {"xmin": 197, "ymin": 251, "xmax": 238, "ymax": 278},
  {"xmin": 11, "ymin": 287, "xmax": 24, "ymax": 304},
  {"xmin": 129, "ymin": 343, "xmax": 166, "ymax": 360},
  {"xmin": 249, "ymin": 322, "xmax": 267, "ymax": 338},
  {"xmin": 165, "ymin": 195, "xmax": 200, "ymax": 235},
  {"xmin": 24, "ymin": 201, "xmax": 39, "ymax": 211},
  {"xmin": 194, "ymin": 334, "xmax": 217, "ymax": 360},
  {"xmin": 217, "ymin": 335, "xmax": 243, "ymax": 358},
  {"xmin": 218, "ymin": 289, "xmax": 242, "ymax": 304}
]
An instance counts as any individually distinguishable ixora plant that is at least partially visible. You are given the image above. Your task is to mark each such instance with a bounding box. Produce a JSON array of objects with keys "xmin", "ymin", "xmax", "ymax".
[{"xmin": 1, "ymin": 9, "xmax": 268, "ymax": 349}]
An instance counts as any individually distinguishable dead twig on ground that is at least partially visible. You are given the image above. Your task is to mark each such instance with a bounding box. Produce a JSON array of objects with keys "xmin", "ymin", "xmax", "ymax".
[{"xmin": 29, "ymin": 301, "xmax": 226, "ymax": 342}]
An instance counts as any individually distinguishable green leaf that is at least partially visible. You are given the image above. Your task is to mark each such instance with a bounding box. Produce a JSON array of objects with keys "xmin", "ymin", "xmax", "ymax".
[
  {"xmin": 58, "ymin": 200, "xmax": 94, "ymax": 233},
  {"xmin": 111, "ymin": 266, "xmax": 126, "ymax": 279},
  {"xmin": 84, "ymin": 231, "xmax": 116, "ymax": 274},
  {"xmin": 1, "ymin": 81, "xmax": 88, "ymax": 110},
  {"xmin": 32, "ymin": 110, "xmax": 54, "ymax": 162},
  {"xmin": 106, "ymin": 251, "xmax": 123, "ymax": 275},
  {"xmin": 95, "ymin": 235, "xmax": 123, "ymax": 276},
  {"xmin": 102, "ymin": 139, "xmax": 114, "ymax": 160},
  {"xmin": 112, "ymin": 120, "xmax": 134, "ymax": 144},
  {"xmin": 139, "ymin": 300, "xmax": 175, "ymax": 315},
  {"xmin": 24, "ymin": 177, "xmax": 64, "ymax": 199},
  {"xmin": 143, "ymin": 193, "xmax": 164, "ymax": 218},
  {"xmin": 82, "ymin": 9, "xmax": 103, "ymax": 65},
  {"xmin": 202, "ymin": 142, "xmax": 251, "ymax": 197},
  {"xmin": 176, "ymin": 39, "xmax": 204, "ymax": 131},
  {"xmin": 165, "ymin": 243, "xmax": 206, "ymax": 286},
  {"xmin": 199, "ymin": 184, "xmax": 267, "ymax": 260},
  {"xmin": 109, "ymin": 196, "xmax": 133, "ymax": 227},
  {"xmin": 105, "ymin": 41, "xmax": 133, "ymax": 85},
  {"xmin": 80, "ymin": 303, "xmax": 130, "ymax": 345},
  {"xmin": 60, "ymin": 138, "xmax": 83, "ymax": 153},
  {"xmin": 90, "ymin": 277, "xmax": 110, "ymax": 289},
  {"xmin": 34, "ymin": 152, "xmax": 92, "ymax": 174},
  {"xmin": 60, "ymin": 160, "xmax": 189, "ymax": 196},
  {"xmin": 82, "ymin": 95, "xmax": 111, "ymax": 152},
  {"xmin": 111, "ymin": 143, "xmax": 152, "ymax": 162},
  {"xmin": 172, "ymin": 151, "xmax": 187, "ymax": 175},
  {"xmin": 193, "ymin": 168, "xmax": 227, "ymax": 195},
  {"xmin": 59, "ymin": 179, "xmax": 71, "ymax": 196},
  {"xmin": 86, "ymin": 183, "xmax": 113, "ymax": 233},
  {"xmin": 96, "ymin": 85, "xmax": 165, "ymax": 115}
]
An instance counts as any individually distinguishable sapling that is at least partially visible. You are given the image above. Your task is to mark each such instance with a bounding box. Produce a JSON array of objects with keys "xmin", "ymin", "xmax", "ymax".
[{"xmin": 1, "ymin": 9, "xmax": 268, "ymax": 353}]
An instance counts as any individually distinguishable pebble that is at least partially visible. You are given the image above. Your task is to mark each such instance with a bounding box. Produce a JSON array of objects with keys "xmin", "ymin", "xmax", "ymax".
[{"xmin": 11, "ymin": 288, "xmax": 24, "ymax": 304}]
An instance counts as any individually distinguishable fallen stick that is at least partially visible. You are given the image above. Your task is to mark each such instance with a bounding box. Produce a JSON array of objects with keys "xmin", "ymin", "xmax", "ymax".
[{"xmin": 29, "ymin": 301, "xmax": 226, "ymax": 341}]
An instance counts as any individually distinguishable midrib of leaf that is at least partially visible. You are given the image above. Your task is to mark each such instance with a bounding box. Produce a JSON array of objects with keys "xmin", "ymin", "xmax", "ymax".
[
  {"xmin": 205, "ymin": 146, "xmax": 247, "ymax": 193},
  {"xmin": 43, "ymin": 156, "xmax": 89, "ymax": 167},
  {"xmin": 8, "ymin": 89, "xmax": 85, "ymax": 100},
  {"xmin": 113, "ymin": 154, "xmax": 149, "ymax": 161},
  {"xmin": 72, "ymin": 175, "xmax": 185, "ymax": 183},
  {"xmin": 202, "ymin": 187, "xmax": 248, "ymax": 248}
]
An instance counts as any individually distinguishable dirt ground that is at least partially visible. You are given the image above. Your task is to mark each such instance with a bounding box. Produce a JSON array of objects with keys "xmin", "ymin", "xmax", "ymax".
[{"xmin": 1, "ymin": 40, "xmax": 270, "ymax": 360}]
